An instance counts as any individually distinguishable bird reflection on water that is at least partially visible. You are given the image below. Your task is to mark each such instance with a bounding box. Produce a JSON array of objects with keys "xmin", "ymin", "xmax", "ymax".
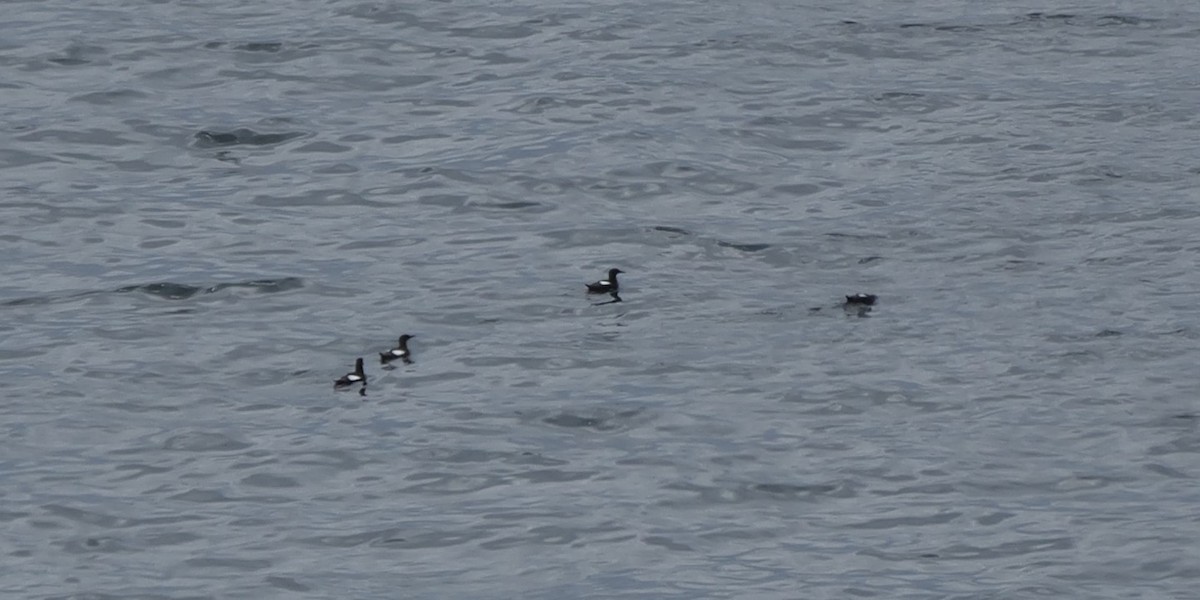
[{"xmin": 592, "ymin": 292, "xmax": 622, "ymax": 306}]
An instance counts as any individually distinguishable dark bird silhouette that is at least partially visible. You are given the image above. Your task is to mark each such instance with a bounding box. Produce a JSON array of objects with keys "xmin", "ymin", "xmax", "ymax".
[
  {"xmin": 380, "ymin": 334, "xmax": 415, "ymax": 364},
  {"xmin": 335, "ymin": 357, "xmax": 367, "ymax": 391},
  {"xmin": 844, "ymin": 293, "xmax": 877, "ymax": 306},
  {"xmin": 586, "ymin": 268, "xmax": 624, "ymax": 294}
]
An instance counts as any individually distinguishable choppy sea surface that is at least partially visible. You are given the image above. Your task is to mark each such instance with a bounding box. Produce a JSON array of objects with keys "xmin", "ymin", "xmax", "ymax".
[{"xmin": 3, "ymin": 1, "xmax": 1200, "ymax": 598}]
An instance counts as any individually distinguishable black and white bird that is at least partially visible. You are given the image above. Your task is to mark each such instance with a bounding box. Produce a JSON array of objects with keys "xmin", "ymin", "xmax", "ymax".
[
  {"xmin": 844, "ymin": 293, "xmax": 877, "ymax": 306},
  {"xmin": 586, "ymin": 268, "xmax": 624, "ymax": 294},
  {"xmin": 334, "ymin": 357, "xmax": 367, "ymax": 390},
  {"xmin": 380, "ymin": 334, "xmax": 414, "ymax": 364}
]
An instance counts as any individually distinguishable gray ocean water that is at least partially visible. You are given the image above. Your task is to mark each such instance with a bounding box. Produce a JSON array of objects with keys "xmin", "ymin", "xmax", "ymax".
[{"xmin": 3, "ymin": 0, "xmax": 1199, "ymax": 598}]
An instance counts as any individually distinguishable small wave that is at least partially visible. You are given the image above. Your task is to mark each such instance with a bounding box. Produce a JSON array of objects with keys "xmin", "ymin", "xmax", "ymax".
[
  {"xmin": 2, "ymin": 277, "xmax": 304, "ymax": 307},
  {"xmin": 193, "ymin": 128, "xmax": 307, "ymax": 147},
  {"xmin": 116, "ymin": 277, "xmax": 305, "ymax": 299}
]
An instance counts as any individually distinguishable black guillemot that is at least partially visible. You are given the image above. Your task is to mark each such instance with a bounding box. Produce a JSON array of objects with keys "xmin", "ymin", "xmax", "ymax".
[
  {"xmin": 335, "ymin": 357, "xmax": 367, "ymax": 391},
  {"xmin": 380, "ymin": 334, "xmax": 414, "ymax": 364},
  {"xmin": 844, "ymin": 293, "xmax": 877, "ymax": 306},
  {"xmin": 586, "ymin": 268, "xmax": 624, "ymax": 294}
]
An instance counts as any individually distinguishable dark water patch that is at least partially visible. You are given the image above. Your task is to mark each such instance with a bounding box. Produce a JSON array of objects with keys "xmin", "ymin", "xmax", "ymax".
[
  {"xmin": 728, "ymin": 129, "xmax": 848, "ymax": 152},
  {"xmin": 715, "ymin": 240, "xmax": 770, "ymax": 253},
  {"xmin": 507, "ymin": 95, "xmax": 593, "ymax": 114},
  {"xmin": 213, "ymin": 68, "xmax": 319, "ymax": 84},
  {"xmin": 448, "ymin": 23, "xmax": 539, "ymax": 40},
  {"xmin": 110, "ymin": 463, "xmax": 173, "ymax": 480},
  {"xmin": 46, "ymin": 57, "xmax": 90, "ymax": 66},
  {"xmin": 872, "ymin": 483, "xmax": 960, "ymax": 497},
  {"xmin": 184, "ymin": 557, "xmax": 272, "ymax": 571},
  {"xmin": 640, "ymin": 161, "xmax": 707, "ymax": 179},
  {"xmin": 606, "ymin": 161, "xmax": 758, "ymax": 195},
  {"xmin": 295, "ymin": 141, "xmax": 352, "ymax": 153},
  {"xmin": 63, "ymin": 536, "xmax": 126, "ymax": 554},
  {"xmin": 0, "ymin": 148, "xmax": 61, "ymax": 168},
  {"xmin": 565, "ymin": 25, "xmax": 633, "ymax": 42},
  {"xmin": 334, "ymin": 2, "xmax": 434, "ymax": 28},
  {"xmin": 17, "ymin": 128, "xmax": 137, "ymax": 146},
  {"xmin": 750, "ymin": 482, "xmax": 845, "ymax": 499},
  {"xmin": 406, "ymin": 448, "xmax": 511, "ymax": 464},
  {"xmin": 475, "ymin": 51, "xmax": 529, "ymax": 65},
  {"xmin": 304, "ymin": 530, "xmax": 408, "ymax": 549},
  {"xmin": 1022, "ymin": 12, "xmax": 1075, "ymax": 23},
  {"xmin": 400, "ymin": 472, "xmax": 506, "ymax": 495},
  {"xmin": 42, "ymin": 594, "xmax": 127, "ymax": 600},
  {"xmin": 537, "ymin": 407, "xmax": 647, "ymax": 432},
  {"xmin": 443, "ymin": 235, "xmax": 519, "ymax": 247},
  {"xmin": 162, "ymin": 432, "xmax": 253, "ymax": 452},
  {"xmin": 666, "ymin": 480, "xmax": 850, "ymax": 503},
  {"xmin": 652, "ymin": 225, "xmax": 691, "ymax": 236},
  {"xmin": 511, "ymin": 469, "xmax": 595, "ymax": 484},
  {"xmin": 251, "ymin": 190, "xmax": 372, "ymax": 207},
  {"xmin": 1095, "ymin": 15, "xmax": 1158, "ymax": 27},
  {"xmin": 416, "ymin": 193, "xmax": 469, "ymax": 210},
  {"xmin": 690, "ymin": 36, "xmax": 749, "ymax": 51},
  {"xmin": 70, "ymin": 89, "xmax": 150, "ymax": 105},
  {"xmin": 507, "ymin": 175, "xmax": 567, "ymax": 195},
  {"xmin": 1017, "ymin": 12, "xmax": 1160, "ymax": 30},
  {"xmin": 234, "ymin": 42, "xmax": 283, "ymax": 52},
  {"xmin": 844, "ymin": 511, "xmax": 962, "ymax": 529},
  {"xmin": 580, "ymin": 178, "xmax": 670, "ymax": 199},
  {"xmin": 240, "ymin": 473, "xmax": 300, "ymax": 488},
  {"xmin": 1, "ymin": 295, "xmax": 53, "ymax": 308},
  {"xmin": 140, "ymin": 218, "xmax": 185, "ymax": 229},
  {"xmin": 461, "ymin": 355, "xmax": 629, "ymax": 371},
  {"xmin": 382, "ymin": 132, "xmax": 453, "ymax": 145},
  {"xmin": 111, "ymin": 278, "xmax": 303, "ymax": 300},
  {"xmin": 479, "ymin": 526, "xmax": 584, "ymax": 550},
  {"xmin": 330, "ymin": 73, "xmax": 436, "ymax": 92},
  {"xmin": 933, "ymin": 24, "xmax": 984, "ymax": 32},
  {"xmin": 826, "ymin": 231, "xmax": 889, "ymax": 240},
  {"xmin": 641, "ymin": 535, "xmax": 693, "ymax": 552},
  {"xmin": 1143, "ymin": 463, "xmax": 1190, "ymax": 479},
  {"xmin": 337, "ymin": 237, "xmax": 423, "ymax": 251},
  {"xmin": 42, "ymin": 505, "xmax": 123, "ymax": 527},
  {"xmin": 193, "ymin": 128, "xmax": 307, "ymax": 147},
  {"xmin": 479, "ymin": 199, "xmax": 552, "ymax": 212},
  {"xmin": 370, "ymin": 529, "xmax": 494, "ymax": 550},
  {"xmin": 773, "ymin": 183, "xmax": 822, "ymax": 196},
  {"xmin": 266, "ymin": 576, "xmax": 312, "ymax": 592},
  {"xmin": 423, "ymin": 194, "xmax": 555, "ymax": 214},
  {"xmin": 169, "ymin": 488, "xmax": 292, "ymax": 504},
  {"xmin": 1147, "ymin": 435, "xmax": 1200, "ymax": 456},
  {"xmin": 98, "ymin": 401, "xmax": 181, "ymax": 413},
  {"xmin": 0, "ymin": 510, "xmax": 29, "ymax": 523},
  {"xmin": 894, "ymin": 22, "xmax": 986, "ymax": 33},
  {"xmin": 871, "ymin": 91, "xmax": 960, "ymax": 114},
  {"xmin": 42, "ymin": 43, "xmax": 106, "ymax": 67},
  {"xmin": 649, "ymin": 105, "xmax": 695, "ymax": 115},
  {"xmin": 43, "ymin": 506, "xmax": 204, "ymax": 529},
  {"xmin": 893, "ymin": 537, "xmax": 1075, "ymax": 561}
]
